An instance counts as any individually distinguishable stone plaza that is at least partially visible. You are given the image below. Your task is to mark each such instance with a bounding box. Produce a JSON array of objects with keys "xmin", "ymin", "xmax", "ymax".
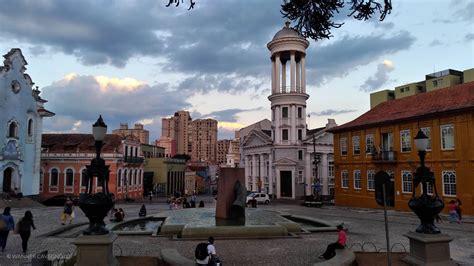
[{"xmin": 0, "ymin": 196, "xmax": 473, "ymax": 265}]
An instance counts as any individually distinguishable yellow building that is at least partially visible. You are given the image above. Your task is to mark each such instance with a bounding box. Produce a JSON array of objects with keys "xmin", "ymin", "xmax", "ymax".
[
  {"xmin": 329, "ymin": 82, "xmax": 474, "ymax": 215},
  {"xmin": 144, "ymin": 157, "xmax": 186, "ymax": 197},
  {"xmin": 369, "ymin": 89, "xmax": 395, "ymax": 109}
]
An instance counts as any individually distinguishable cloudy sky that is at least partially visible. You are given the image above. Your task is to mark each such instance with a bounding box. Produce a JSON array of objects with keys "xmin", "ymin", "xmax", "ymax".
[{"xmin": 1, "ymin": 0, "xmax": 472, "ymax": 141}]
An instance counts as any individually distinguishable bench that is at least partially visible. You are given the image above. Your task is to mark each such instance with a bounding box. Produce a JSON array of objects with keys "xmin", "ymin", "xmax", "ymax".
[
  {"xmin": 314, "ymin": 249, "xmax": 356, "ymax": 266},
  {"xmin": 160, "ymin": 249, "xmax": 195, "ymax": 266}
]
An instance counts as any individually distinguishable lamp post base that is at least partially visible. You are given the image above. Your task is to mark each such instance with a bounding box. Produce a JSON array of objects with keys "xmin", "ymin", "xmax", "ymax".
[
  {"xmin": 403, "ymin": 231, "xmax": 457, "ymax": 266},
  {"xmin": 72, "ymin": 233, "xmax": 118, "ymax": 266}
]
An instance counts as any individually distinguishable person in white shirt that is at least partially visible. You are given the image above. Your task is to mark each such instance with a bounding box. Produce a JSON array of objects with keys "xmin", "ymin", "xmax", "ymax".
[{"xmin": 195, "ymin": 237, "xmax": 217, "ymax": 265}]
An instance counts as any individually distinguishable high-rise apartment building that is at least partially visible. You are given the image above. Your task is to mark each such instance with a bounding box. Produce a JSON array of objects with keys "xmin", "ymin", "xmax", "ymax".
[
  {"xmin": 191, "ymin": 119, "xmax": 218, "ymax": 162},
  {"xmin": 160, "ymin": 111, "xmax": 191, "ymax": 155},
  {"xmin": 112, "ymin": 123, "xmax": 150, "ymax": 144},
  {"xmin": 217, "ymin": 139, "xmax": 231, "ymax": 165}
]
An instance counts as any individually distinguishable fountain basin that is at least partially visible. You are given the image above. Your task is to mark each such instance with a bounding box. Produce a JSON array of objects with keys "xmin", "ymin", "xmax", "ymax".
[{"xmin": 110, "ymin": 217, "xmax": 164, "ymax": 235}]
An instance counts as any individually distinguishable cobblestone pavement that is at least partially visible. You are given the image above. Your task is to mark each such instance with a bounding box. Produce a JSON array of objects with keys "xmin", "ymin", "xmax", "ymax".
[{"xmin": 0, "ymin": 197, "xmax": 473, "ymax": 265}]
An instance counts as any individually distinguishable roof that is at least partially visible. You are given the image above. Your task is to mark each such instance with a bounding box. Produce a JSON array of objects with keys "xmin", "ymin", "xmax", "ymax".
[
  {"xmin": 329, "ymin": 82, "xmax": 474, "ymax": 133},
  {"xmin": 262, "ymin": 130, "xmax": 272, "ymax": 137},
  {"xmin": 306, "ymin": 127, "xmax": 325, "ymax": 136},
  {"xmin": 42, "ymin": 134, "xmax": 125, "ymax": 153},
  {"xmin": 272, "ymin": 22, "xmax": 304, "ymax": 41}
]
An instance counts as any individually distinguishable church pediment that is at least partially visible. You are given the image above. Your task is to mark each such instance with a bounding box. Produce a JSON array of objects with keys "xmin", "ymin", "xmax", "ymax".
[
  {"xmin": 243, "ymin": 130, "xmax": 271, "ymax": 148},
  {"xmin": 274, "ymin": 158, "xmax": 297, "ymax": 166}
]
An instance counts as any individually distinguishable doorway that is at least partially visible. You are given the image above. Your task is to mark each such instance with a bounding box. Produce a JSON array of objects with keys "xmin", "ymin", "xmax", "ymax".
[
  {"xmin": 280, "ymin": 171, "xmax": 292, "ymax": 197},
  {"xmin": 3, "ymin": 168, "xmax": 13, "ymax": 192}
]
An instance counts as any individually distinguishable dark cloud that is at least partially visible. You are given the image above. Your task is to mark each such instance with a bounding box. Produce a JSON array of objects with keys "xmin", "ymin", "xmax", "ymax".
[
  {"xmin": 41, "ymin": 74, "xmax": 191, "ymax": 141},
  {"xmin": 429, "ymin": 39, "xmax": 443, "ymax": 47},
  {"xmin": 203, "ymin": 108, "xmax": 264, "ymax": 122},
  {"xmin": 308, "ymin": 31, "xmax": 415, "ymax": 85},
  {"xmin": 465, "ymin": 33, "xmax": 474, "ymax": 42},
  {"xmin": 29, "ymin": 45, "xmax": 47, "ymax": 56},
  {"xmin": 360, "ymin": 61, "xmax": 395, "ymax": 92},
  {"xmin": 178, "ymin": 74, "xmax": 265, "ymax": 94},
  {"xmin": 309, "ymin": 109, "xmax": 357, "ymax": 116}
]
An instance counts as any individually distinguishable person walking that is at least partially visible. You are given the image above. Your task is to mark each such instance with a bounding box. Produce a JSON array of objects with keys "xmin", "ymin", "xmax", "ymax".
[
  {"xmin": 448, "ymin": 200, "xmax": 460, "ymax": 223},
  {"xmin": 455, "ymin": 198, "xmax": 462, "ymax": 222},
  {"xmin": 118, "ymin": 208, "xmax": 125, "ymax": 220},
  {"xmin": 139, "ymin": 205, "xmax": 147, "ymax": 217},
  {"xmin": 18, "ymin": 211, "xmax": 36, "ymax": 254},
  {"xmin": 148, "ymin": 191, "xmax": 153, "ymax": 202},
  {"xmin": 62, "ymin": 197, "xmax": 74, "ymax": 225},
  {"xmin": 0, "ymin": 207, "xmax": 15, "ymax": 252},
  {"xmin": 199, "ymin": 200, "xmax": 205, "ymax": 208},
  {"xmin": 319, "ymin": 224, "xmax": 346, "ymax": 260}
]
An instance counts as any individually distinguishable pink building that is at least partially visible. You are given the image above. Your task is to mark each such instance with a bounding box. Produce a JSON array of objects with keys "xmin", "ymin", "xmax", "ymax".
[{"xmin": 156, "ymin": 137, "xmax": 176, "ymax": 157}]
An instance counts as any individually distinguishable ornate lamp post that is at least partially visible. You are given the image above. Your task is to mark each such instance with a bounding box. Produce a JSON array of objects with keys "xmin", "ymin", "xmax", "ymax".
[
  {"xmin": 408, "ymin": 130, "xmax": 444, "ymax": 234},
  {"xmin": 79, "ymin": 115, "xmax": 114, "ymax": 235}
]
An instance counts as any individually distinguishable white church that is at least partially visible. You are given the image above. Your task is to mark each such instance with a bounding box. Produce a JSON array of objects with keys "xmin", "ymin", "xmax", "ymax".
[
  {"xmin": 240, "ymin": 23, "xmax": 336, "ymax": 200},
  {"xmin": 0, "ymin": 49, "xmax": 54, "ymax": 196}
]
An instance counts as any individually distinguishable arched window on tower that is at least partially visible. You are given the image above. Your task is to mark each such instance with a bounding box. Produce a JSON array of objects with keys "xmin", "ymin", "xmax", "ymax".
[
  {"xmin": 27, "ymin": 119, "xmax": 33, "ymax": 136},
  {"xmin": 8, "ymin": 121, "xmax": 18, "ymax": 138}
]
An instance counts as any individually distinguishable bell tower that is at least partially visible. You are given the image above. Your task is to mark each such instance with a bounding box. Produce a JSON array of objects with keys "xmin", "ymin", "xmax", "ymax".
[{"xmin": 267, "ymin": 22, "xmax": 310, "ymax": 145}]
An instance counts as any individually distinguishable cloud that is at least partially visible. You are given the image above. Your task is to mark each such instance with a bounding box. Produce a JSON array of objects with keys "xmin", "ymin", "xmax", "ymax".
[
  {"xmin": 359, "ymin": 60, "xmax": 395, "ymax": 92},
  {"xmin": 309, "ymin": 109, "xmax": 357, "ymax": 116},
  {"xmin": 309, "ymin": 31, "xmax": 415, "ymax": 85},
  {"xmin": 429, "ymin": 39, "xmax": 443, "ymax": 47},
  {"xmin": 41, "ymin": 73, "xmax": 191, "ymax": 140},
  {"xmin": 203, "ymin": 107, "xmax": 264, "ymax": 122},
  {"xmin": 465, "ymin": 33, "xmax": 474, "ymax": 42}
]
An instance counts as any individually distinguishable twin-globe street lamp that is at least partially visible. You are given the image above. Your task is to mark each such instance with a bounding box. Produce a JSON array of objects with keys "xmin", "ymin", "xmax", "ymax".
[
  {"xmin": 408, "ymin": 129, "xmax": 444, "ymax": 234},
  {"xmin": 79, "ymin": 115, "xmax": 114, "ymax": 235}
]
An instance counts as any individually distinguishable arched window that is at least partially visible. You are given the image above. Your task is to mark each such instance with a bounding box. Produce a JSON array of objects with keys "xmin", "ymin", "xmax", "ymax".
[
  {"xmin": 27, "ymin": 119, "xmax": 33, "ymax": 136},
  {"xmin": 81, "ymin": 169, "xmax": 88, "ymax": 187},
  {"xmin": 117, "ymin": 169, "xmax": 122, "ymax": 187},
  {"xmin": 8, "ymin": 122, "xmax": 17, "ymax": 138},
  {"xmin": 123, "ymin": 169, "xmax": 128, "ymax": 186},
  {"xmin": 50, "ymin": 169, "xmax": 59, "ymax": 186},
  {"xmin": 65, "ymin": 169, "xmax": 74, "ymax": 187},
  {"xmin": 125, "ymin": 146, "xmax": 129, "ymax": 157},
  {"xmin": 40, "ymin": 169, "xmax": 44, "ymax": 192}
]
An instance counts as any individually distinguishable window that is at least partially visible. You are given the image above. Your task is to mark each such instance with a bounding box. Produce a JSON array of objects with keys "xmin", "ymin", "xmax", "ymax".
[
  {"xmin": 433, "ymin": 79, "xmax": 442, "ymax": 87},
  {"xmin": 298, "ymin": 150, "xmax": 303, "ymax": 160},
  {"xmin": 282, "ymin": 107, "xmax": 288, "ymax": 118},
  {"xmin": 341, "ymin": 171, "xmax": 349, "ymax": 188},
  {"xmin": 50, "ymin": 169, "xmax": 59, "ymax": 186},
  {"xmin": 81, "ymin": 169, "xmax": 88, "ymax": 187},
  {"xmin": 420, "ymin": 127, "xmax": 432, "ymax": 151},
  {"xmin": 340, "ymin": 137, "xmax": 348, "ymax": 155},
  {"xmin": 367, "ymin": 171, "xmax": 375, "ymax": 191},
  {"xmin": 402, "ymin": 171, "xmax": 413, "ymax": 193},
  {"xmin": 117, "ymin": 169, "xmax": 122, "ymax": 187},
  {"xmin": 39, "ymin": 170, "xmax": 44, "ymax": 192},
  {"xmin": 298, "ymin": 129, "xmax": 302, "ymax": 140},
  {"xmin": 442, "ymin": 170, "xmax": 456, "ymax": 196},
  {"xmin": 328, "ymin": 161, "xmax": 334, "ymax": 178},
  {"xmin": 297, "ymin": 107, "xmax": 302, "ymax": 118},
  {"xmin": 298, "ymin": 171, "xmax": 303, "ymax": 183},
  {"xmin": 352, "ymin": 136, "xmax": 360, "ymax": 155},
  {"xmin": 400, "ymin": 130, "xmax": 411, "ymax": 152},
  {"xmin": 353, "ymin": 170, "xmax": 361, "ymax": 189},
  {"xmin": 425, "ymin": 182, "xmax": 434, "ymax": 195},
  {"xmin": 441, "ymin": 124, "xmax": 454, "ymax": 150},
  {"xmin": 27, "ymin": 119, "xmax": 33, "ymax": 136},
  {"xmin": 282, "ymin": 129, "xmax": 289, "ymax": 141},
  {"xmin": 8, "ymin": 122, "xmax": 17, "ymax": 138},
  {"xmin": 125, "ymin": 146, "xmax": 129, "ymax": 157},
  {"xmin": 365, "ymin": 134, "xmax": 374, "ymax": 153},
  {"xmin": 65, "ymin": 169, "xmax": 74, "ymax": 187}
]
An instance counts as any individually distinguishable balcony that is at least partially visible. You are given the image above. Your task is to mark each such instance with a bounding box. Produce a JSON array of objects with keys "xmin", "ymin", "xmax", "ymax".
[
  {"xmin": 124, "ymin": 156, "xmax": 144, "ymax": 164},
  {"xmin": 371, "ymin": 151, "xmax": 397, "ymax": 162}
]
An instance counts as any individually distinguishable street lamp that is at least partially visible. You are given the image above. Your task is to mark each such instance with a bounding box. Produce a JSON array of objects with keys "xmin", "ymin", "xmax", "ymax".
[
  {"xmin": 79, "ymin": 115, "xmax": 114, "ymax": 235},
  {"xmin": 408, "ymin": 129, "xmax": 444, "ymax": 234}
]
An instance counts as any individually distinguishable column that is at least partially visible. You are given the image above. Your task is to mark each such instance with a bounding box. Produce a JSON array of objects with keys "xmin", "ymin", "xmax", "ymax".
[
  {"xmin": 290, "ymin": 51, "xmax": 296, "ymax": 92},
  {"xmin": 321, "ymin": 153, "xmax": 329, "ymax": 196},
  {"xmin": 260, "ymin": 154, "xmax": 265, "ymax": 192},
  {"xmin": 305, "ymin": 151, "xmax": 312, "ymax": 196},
  {"xmin": 282, "ymin": 62, "xmax": 286, "ymax": 93},
  {"xmin": 244, "ymin": 156, "xmax": 250, "ymax": 189},
  {"xmin": 296, "ymin": 59, "xmax": 301, "ymax": 92},
  {"xmin": 291, "ymin": 105, "xmax": 296, "ymax": 144},
  {"xmin": 275, "ymin": 106, "xmax": 280, "ymax": 143},
  {"xmin": 271, "ymin": 59, "xmax": 275, "ymax": 94},
  {"xmin": 269, "ymin": 152, "xmax": 274, "ymax": 196},
  {"xmin": 301, "ymin": 56, "xmax": 306, "ymax": 93},
  {"xmin": 252, "ymin": 155, "xmax": 257, "ymax": 190},
  {"xmin": 275, "ymin": 54, "xmax": 280, "ymax": 93}
]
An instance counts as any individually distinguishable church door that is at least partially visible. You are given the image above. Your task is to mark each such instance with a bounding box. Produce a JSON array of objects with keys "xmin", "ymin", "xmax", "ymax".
[
  {"xmin": 3, "ymin": 168, "xmax": 12, "ymax": 192},
  {"xmin": 280, "ymin": 171, "xmax": 292, "ymax": 197}
]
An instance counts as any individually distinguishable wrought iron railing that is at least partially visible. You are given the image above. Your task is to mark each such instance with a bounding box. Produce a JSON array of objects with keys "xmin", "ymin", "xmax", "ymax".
[{"xmin": 371, "ymin": 151, "xmax": 397, "ymax": 162}]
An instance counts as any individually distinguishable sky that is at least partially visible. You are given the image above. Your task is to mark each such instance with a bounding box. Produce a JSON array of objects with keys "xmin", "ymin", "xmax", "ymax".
[{"xmin": 1, "ymin": 0, "xmax": 472, "ymax": 142}]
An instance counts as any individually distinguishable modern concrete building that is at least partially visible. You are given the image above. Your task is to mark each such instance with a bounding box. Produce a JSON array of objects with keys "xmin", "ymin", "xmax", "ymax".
[
  {"xmin": 191, "ymin": 119, "xmax": 218, "ymax": 162},
  {"xmin": 0, "ymin": 48, "xmax": 54, "ymax": 196},
  {"xmin": 156, "ymin": 137, "xmax": 176, "ymax": 157},
  {"xmin": 40, "ymin": 134, "xmax": 144, "ymax": 200},
  {"xmin": 217, "ymin": 139, "xmax": 231, "ymax": 166},
  {"xmin": 241, "ymin": 23, "xmax": 335, "ymax": 199},
  {"xmin": 329, "ymin": 82, "xmax": 474, "ymax": 215},
  {"xmin": 112, "ymin": 123, "xmax": 150, "ymax": 144},
  {"xmin": 161, "ymin": 111, "xmax": 192, "ymax": 155},
  {"xmin": 370, "ymin": 68, "xmax": 474, "ymax": 108}
]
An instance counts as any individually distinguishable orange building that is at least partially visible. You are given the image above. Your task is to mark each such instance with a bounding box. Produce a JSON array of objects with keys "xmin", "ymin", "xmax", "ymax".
[
  {"xmin": 329, "ymin": 82, "xmax": 474, "ymax": 215},
  {"xmin": 40, "ymin": 134, "xmax": 144, "ymax": 200}
]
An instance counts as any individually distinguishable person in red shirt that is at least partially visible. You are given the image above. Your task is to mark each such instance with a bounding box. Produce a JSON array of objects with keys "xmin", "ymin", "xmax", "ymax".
[{"xmin": 319, "ymin": 224, "xmax": 346, "ymax": 260}]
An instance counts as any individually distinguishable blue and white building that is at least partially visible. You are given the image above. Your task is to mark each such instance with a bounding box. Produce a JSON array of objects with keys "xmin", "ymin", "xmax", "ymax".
[{"xmin": 0, "ymin": 49, "xmax": 54, "ymax": 196}]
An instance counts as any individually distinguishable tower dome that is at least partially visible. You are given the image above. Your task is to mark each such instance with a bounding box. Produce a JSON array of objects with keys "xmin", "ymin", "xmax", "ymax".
[{"xmin": 272, "ymin": 21, "xmax": 305, "ymax": 41}]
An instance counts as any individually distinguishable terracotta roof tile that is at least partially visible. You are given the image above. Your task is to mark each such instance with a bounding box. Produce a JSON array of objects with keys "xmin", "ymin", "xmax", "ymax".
[
  {"xmin": 42, "ymin": 134, "xmax": 126, "ymax": 153},
  {"xmin": 329, "ymin": 82, "xmax": 474, "ymax": 133}
]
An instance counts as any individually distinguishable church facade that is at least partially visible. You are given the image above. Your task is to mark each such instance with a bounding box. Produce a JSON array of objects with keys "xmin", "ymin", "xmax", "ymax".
[
  {"xmin": 0, "ymin": 49, "xmax": 54, "ymax": 196},
  {"xmin": 241, "ymin": 23, "xmax": 335, "ymax": 199}
]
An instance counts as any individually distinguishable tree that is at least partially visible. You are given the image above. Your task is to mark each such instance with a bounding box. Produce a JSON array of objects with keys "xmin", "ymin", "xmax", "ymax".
[{"xmin": 165, "ymin": 0, "xmax": 392, "ymax": 41}]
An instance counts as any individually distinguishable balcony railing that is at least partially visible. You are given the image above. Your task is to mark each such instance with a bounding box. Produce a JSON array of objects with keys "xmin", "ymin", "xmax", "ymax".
[
  {"xmin": 124, "ymin": 156, "xmax": 144, "ymax": 164},
  {"xmin": 371, "ymin": 151, "xmax": 397, "ymax": 162}
]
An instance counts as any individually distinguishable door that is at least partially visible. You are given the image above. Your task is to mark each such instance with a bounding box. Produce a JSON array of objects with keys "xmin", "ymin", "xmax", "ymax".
[
  {"xmin": 3, "ymin": 168, "xmax": 12, "ymax": 192},
  {"xmin": 280, "ymin": 171, "xmax": 292, "ymax": 197}
]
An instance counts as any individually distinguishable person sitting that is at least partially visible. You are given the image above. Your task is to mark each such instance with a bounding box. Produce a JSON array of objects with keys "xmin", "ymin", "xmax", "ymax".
[
  {"xmin": 111, "ymin": 209, "xmax": 123, "ymax": 222},
  {"xmin": 319, "ymin": 224, "xmax": 346, "ymax": 260},
  {"xmin": 195, "ymin": 236, "xmax": 218, "ymax": 266},
  {"xmin": 199, "ymin": 200, "xmax": 205, "ymax": 208},
  {"xmin": 139, "ymin": 205, "xmax": 147, "ymax": 217}
]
